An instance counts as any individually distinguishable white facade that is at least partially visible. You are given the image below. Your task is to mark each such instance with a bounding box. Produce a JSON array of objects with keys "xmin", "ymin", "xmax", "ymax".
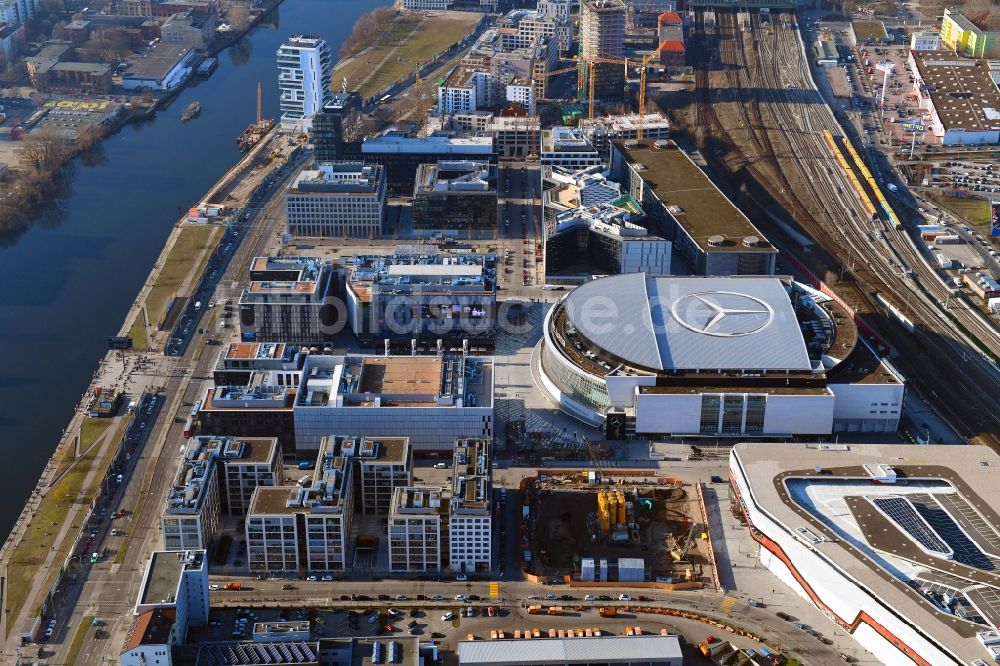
[
  {"xmin": 449, "ymin": 514, "xmax": 491, "ymax": 573},
  {"xmin": 402, "ymin": 0, "xmax": 451, "ymax": 8},
  {"xmin": 505, "ymin": 81, "xmax": 535, "ymax": 114},
  {"xmin": 538, "ymin": 0, "xmax": 572, "ymax": 19},
  {"xmin": 292, "ymin": 355, "xmax": 494, "ymax": 452},
  {"xmin": 438, "ymin": 70, "xmax": 491, "ymax": 115},
  {"xmin": 540, "ymin": 127, "xmax": 603, "ymax": 169},
  {"xmin": 729, "ymin": 445, "xmax": 989, "ymax": 666},
  {"xmin": 620, "ymin": 239, "xmax": 672, "ymax": 274},
  {"xmin": 161, "ymin": 456, "xmax": 220, "ymax": 552},
  {"xmin": 277, "ymin": 35, "xmax": 332, "ymax": 129},
  {"xmin": 828, "ymin": 380, "xmax": 905, "ymax": 433},
  {"xmin": 245, "ymin": 512, "xmax": 299, "ymax": 572},
  {"xmin": 910, "ymin": 31, "xmax": 942, "ymax": 51}
]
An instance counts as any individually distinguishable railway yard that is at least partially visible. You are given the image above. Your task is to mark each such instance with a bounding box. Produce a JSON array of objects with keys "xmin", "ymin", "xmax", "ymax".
[{"xmin": 686, "ymin": 9, "xmax": 1000, "ymax": 448}]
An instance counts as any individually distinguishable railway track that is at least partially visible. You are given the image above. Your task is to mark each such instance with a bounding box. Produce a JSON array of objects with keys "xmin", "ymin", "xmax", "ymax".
[{"xmin": 689, "ymin": 9, "xmax": 1000, "ymax": 448}]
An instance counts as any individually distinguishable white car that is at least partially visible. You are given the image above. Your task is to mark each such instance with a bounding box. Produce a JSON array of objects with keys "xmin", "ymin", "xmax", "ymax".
[
  {"xmin": 584, "ymin": 594, "xmax": 595, "ymax": 601},
  {"xmin": 434, "ymin": 462, "xmax": 448, "ymax": 469},
  {"xmin": 619, "ymin": 594, "xmax": 633, "ymax": 601},
  {"xmin": 321, "ymin": 575, "xmax": 334, "ymax": 581},
  {"xmin": 209, "ymin": 584, "xmax": 220, "ymax": 590},
  {"xmin": 455, "ymin": 594, "xmax": 466, "ymax": 601},
  {"xmin": 306, "ymin": 575, "xmax": 318, "ymax": 581},
  {"xmin": 455, "ymin": 574, "xmax": 468, "ymax": 581},
  {"xmin": 442, "ymin": 611, "xmax": 454, "ymax": 621}
]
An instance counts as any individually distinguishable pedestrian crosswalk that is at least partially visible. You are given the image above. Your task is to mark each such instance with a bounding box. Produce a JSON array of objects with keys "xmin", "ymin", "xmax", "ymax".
[
  {"xmin": 489, "ymin": 582, "xmax": 500, "ymax": 598},
  {"xmin": 719, "ymin": 596, "xmax": 738, "ymax": 613}
]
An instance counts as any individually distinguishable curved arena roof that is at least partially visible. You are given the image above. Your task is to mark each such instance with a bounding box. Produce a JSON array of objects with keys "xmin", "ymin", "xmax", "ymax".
[{"xmin": 559, "ymin": 274, "xmax": 812, "ymax": 373}]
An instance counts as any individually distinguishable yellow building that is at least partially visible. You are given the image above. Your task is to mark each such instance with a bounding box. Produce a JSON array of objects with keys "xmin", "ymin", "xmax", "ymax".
[{"xmin": 940, "ymin": 8, "xmax": 1000, "ymax": 59}]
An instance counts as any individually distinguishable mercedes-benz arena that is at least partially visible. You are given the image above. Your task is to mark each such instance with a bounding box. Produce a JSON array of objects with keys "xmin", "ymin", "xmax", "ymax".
[
  {"xmin": 731, "ymin": 443, "xmax": 1000, "ymax": 666},
  {"xmin": 537, "ymin": 274, "xmax": 904, "ymax": 438}
]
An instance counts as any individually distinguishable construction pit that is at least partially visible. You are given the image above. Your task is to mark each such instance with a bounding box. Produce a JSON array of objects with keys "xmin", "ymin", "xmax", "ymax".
[{"xmin": 522, "ymin": 471, "xmax": 716, "ymax": 587}]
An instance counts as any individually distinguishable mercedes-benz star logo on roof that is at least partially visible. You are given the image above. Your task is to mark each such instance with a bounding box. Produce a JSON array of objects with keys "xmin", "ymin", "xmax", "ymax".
[{"xmin": 670, "ymin": 291, "xmax": 774, "ymax": 337}]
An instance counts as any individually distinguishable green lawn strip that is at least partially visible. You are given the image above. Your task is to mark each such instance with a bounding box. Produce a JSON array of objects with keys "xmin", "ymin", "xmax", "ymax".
[
  {"xmin": 6, "ymin": 419, "xmax": 125, "ymax": 627},
  {"xmin": 53, "ymin": 419, "xmax": 111, "ymax": 480},
  {"xmin": 145, "ymin": 225, "xmax": 221, "ymax": 327},
  {"xmin": 64, "ymin": 615, "xmax": 95, "ymax": 666},
  {"xmin": 334, "ymin": 14, "xmax": 479, "ymax": 99},
  {"xmin": 928, "ymin": 194, "xmax": 991, "ymax": 232}
]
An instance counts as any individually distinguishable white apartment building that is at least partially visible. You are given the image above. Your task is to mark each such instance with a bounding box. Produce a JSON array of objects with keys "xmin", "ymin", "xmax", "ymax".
[
  {"xmin": 219, "ymin": 437, "xmax": 283, "ymax": 515},
  {"xmin": 121, "ymin": 550, "xmax": 209, "ymax": 666},
  {"xmin": 388, "ymin": 486, "xmax": 448, "ymax": 572},
  {"xmin": 505, "ymin": 79, "xmax": 535, "ymax": 115},
  {"xmin": 246, "ymin": 437, "xmax": 355, "ymax": 572},
  {"xmin": 285, "ymin": 162, "xmax": 386, "ymax": 238},
  {"xmin": 401, "ymin": 0, "xmax": 451, "ymax": 8},
  {"xmin": 448, "ymin": 438, "xmax": 492, "ymax": 574},
  {"xmin": 277, "ymin": 35, "xmax": 332, "ymax": 132},
  {"xmin": 162, "ymin": 447, "xmax": 220, "ymax": 552},
  {"xmin": 293, "ymin": 354, "xmax": 494, "ymax": 452},
  {"xmin": 438, "ymin": 67, "xmax": 490, "ymax": 115},
  {"xmin": 538, "ymin": 0, "xmax": 572, "ymax": 19}
]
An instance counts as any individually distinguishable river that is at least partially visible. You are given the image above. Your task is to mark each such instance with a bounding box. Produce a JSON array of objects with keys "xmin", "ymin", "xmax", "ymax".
[{"xmin": 0, "ymin": 0, "xmax": 386, "ymax": 538}]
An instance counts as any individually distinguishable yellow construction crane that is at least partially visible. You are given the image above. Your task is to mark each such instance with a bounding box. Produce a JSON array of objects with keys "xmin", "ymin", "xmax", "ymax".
[
  {"xmin": 585, "ymin": 56, "xmax": 629, "ymax": 119},
  {"xmin": 637, "ymin": 44, "xmax": 664, "ymax": 140},
  {"xmin": 256, "ymin": 81, "xmax": 262, "ymax": 125}
]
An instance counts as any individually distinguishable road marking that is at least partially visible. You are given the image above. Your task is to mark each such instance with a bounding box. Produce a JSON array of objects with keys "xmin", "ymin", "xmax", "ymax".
[
  {"xmin": 719, "ymin": 595, "xmax": 738, "ymax": 613},
  {"xmin": 489, "ymin": 582, "xmax": 500, "ymax": 598}
]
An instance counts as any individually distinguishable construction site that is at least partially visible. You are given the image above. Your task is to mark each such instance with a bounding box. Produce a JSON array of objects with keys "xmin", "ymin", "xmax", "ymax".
[{"xmin": 521, "ymin": 470, "xmax": 715, "ymax": 587}]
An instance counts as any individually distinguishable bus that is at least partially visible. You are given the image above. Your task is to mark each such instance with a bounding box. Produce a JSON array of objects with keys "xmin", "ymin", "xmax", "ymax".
[
  {"xmin": 183, "ymin": 416, "xmax": 196, "ymax": 439},
  {"xmin": 378, "ymin": 94, "xmax": 392, "ymax": 104}
]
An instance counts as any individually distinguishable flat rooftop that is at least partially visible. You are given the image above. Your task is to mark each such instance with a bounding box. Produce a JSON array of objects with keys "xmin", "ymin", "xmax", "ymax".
[
  {"xmin": 228, "ymin": 437, "xmax": 279, "ymax": 464},
  {"xmin": 733, "ymin": 443, "xmax": 1000, "ymax": 664},
  {"xmin": 355, "ymin": 436, "xmax": 410, "ymax": 465},
  {"xmin": 123, "ymin": 42, "xmax": 191, "ymax": 81},
  {"xmin": 392, "ymin": 486, "xmax": 449, "ymax": 515},
  {"xmin": 913, "ymin": 51, "xmax": 1000, "ymax": 132},
  {"xmin": 612, "ymin": 141, "xmax": 773, "ymax": 253},
  {"xmin": 224, "ymin": 342, "xmax": 292, "ymax": 362},
  {"xmin": 852, "ymin": 20, "xmax": 888, "ymax": 42},
  {"xmin": 249, "ymin": 486, "xmax": 309, "ymax": 515},
  {"xmin": 359, "ymin": 356, "xmax": 442, "ymax": 396},
  {"xmin": 139, "ymin": 550, "xmax": 202, "ymax": 607},
  {"xmin": 458, "ymin": 634, "xmax": 682, "ymax": 665},
  {"xmin": 352, "ymin": 637, "xmax": 419, "ymax": 666}
]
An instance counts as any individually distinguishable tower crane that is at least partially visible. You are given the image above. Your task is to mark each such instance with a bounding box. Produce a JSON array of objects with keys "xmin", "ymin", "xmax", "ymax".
[{"xmin": 637, "ymin": 44, "xmax": 664, "ymax": 140}]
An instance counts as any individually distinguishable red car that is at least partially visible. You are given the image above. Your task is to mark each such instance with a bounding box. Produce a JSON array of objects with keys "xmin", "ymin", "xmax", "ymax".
[
  {"xmin": 386, "ymin": 624, "xmax": 395, "ymax": 632},
  {"xmin": 705, "ymin": 634, "xmax": 716, "ymax": 644},
  {"xmin": 486, "ymin": 607, "xmax": 495, "ymax": 617}
]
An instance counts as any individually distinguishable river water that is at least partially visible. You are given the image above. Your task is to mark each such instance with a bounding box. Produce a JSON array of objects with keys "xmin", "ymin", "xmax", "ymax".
[{"xmin": 0, "ymin": 0, "xmax": 385, "ymax": 538}]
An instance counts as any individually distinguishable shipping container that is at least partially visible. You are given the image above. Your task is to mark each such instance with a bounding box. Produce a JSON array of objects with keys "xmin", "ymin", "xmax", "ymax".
[{"xmin": 599, "ymin": 607, "xmax": 617, "ymax": 617}]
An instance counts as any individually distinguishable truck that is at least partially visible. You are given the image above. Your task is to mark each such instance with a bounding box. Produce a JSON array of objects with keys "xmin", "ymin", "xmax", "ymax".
[
  {"xmin": 223, "ymin": 582, "xmax": 242, "ymax": 591},
  {"xmin": 547, "ymin": 606, "xmax": 563, "ymax": 616},
  {"xmin": 598, "ymin": 607, "xmax": 617, "ymax": 617},
  {"xmin": 527, "ymin": 605, "xmax": 543, "ymax": 615}
]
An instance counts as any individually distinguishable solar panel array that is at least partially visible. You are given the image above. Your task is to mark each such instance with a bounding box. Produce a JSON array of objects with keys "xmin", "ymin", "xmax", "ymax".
[
  {"xmin": 910, "ymin": 498, "xmax": 997, "ymax": 570},
  {"xmin": 198, "ymin": 641, "xmax": 317, "ymax": 665},
  {"xmin": 871, "ymin": 496, "xmax": 951, "ymax": 555}
]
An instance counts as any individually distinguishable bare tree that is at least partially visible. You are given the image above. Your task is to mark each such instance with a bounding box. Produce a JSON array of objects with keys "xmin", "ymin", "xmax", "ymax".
[
  {"xmin": 20, "ymin": 126, "xmax": 65, "ymax": 174},
  {"xmin": 963, "ymin": 0, "xmax": 1000, "ymax": 29}
]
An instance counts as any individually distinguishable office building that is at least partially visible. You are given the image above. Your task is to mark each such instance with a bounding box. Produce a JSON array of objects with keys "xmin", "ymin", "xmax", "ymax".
[
  {"xmin": 412, "ymin": 160, "xmax": 498, "ymax": 235},
  {"xmin": 121, "ymin": 550, "xmax": 209, "ymax": 666},
  {"xmin": 354, "ymin": 133, "xmax": 495, "ymax": 196},
  {"xmin": 344, "ymin": 250, "xmax": 497, "ymax": 348},
  {"xmin": 458, "ymin": 634, "xmax": 683, "ymax": 666},
  {"xmin": 731, "ymin": 443, "xmax": 1000, "ymax": 666},
  {"xmin": 212, "ymin": 342, "xmax": 306, "ymax": 387},
  {"xmin": 610, "ymin": 140, "xmax": 777, "ymax": 275},
  {"xmin": 488, "ymin": 115, "xmax": 541, "ymax": 159},
  {"xmin": 388, "ymin": 486, "xmax": 449, "ymax": 572},
  {"xmin": 448, "ymin": 438, "xmax": 492, "ymax": 574},
  {"xmin": 545, "ymin": 196, "xmax": 671, "ymax": 279},
  {"xmin": 277, "ymin": 35, "xmax": 332, "ymax": 132},
  {"xmin": 538, "ymin": 274, "xmax": 905, "ymax": 436},
  {"xmin": 940, "ymin": 7, "xmax": 1000, "ymax": 59},
  {"xmin": 238, "ymin": 256, "xmax": 336, "ymax": 344},
  {"xmin": 541, "ymin": 127, "xmax": 603, "ymax": 169},
  {"xmin": 578, "ymin": 113, "xmax": 670, "ymax": 159},
  {"xmin": 469, "ymin": 25, "xmax": 558, "ymax": 105},
  {"xmin": 538, "ymin": 0, "xmax": 571, "ymax": 19},
  {"xmin": 162, "ymin": 444, "xmax": 221, "ymax": 551},
  {"xmin": 499, "ymin": 8, "xmax": 572, "ymax": 54},
  {"xmin": 197, "ymin": 382, "xmax": 297, "ymax": 453},
  {"xmin": 311, "ymin": 91, "xmax": 362, "ymax": 162},
  {"xmin": 908, "ymin": 50, "xmax": 1000, "ymax": 145},
  {"xmin": 160, "ymin": 10, "xmax": 215, "ymax": 49},
  {"xmin": 580, "ymin": 0, "xmax": 626, "ymax": 100},
  {"xmin": 350, "ymin": 436, "xmax": 413, "ymax": 514},
  {"xmin": 293, "ymin": 353, "xmax": 494, "ymax": 451},
  {"xmin": 285, "ymin": 162, "xmax": 386, "ymax": 238},
  {"xmin": 246, "ymin": 436, "xmax": 355, "ymax": 572},
  {"xmin": 217, "ymin": 437, "xmax": 283, "ymax": 515}
]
